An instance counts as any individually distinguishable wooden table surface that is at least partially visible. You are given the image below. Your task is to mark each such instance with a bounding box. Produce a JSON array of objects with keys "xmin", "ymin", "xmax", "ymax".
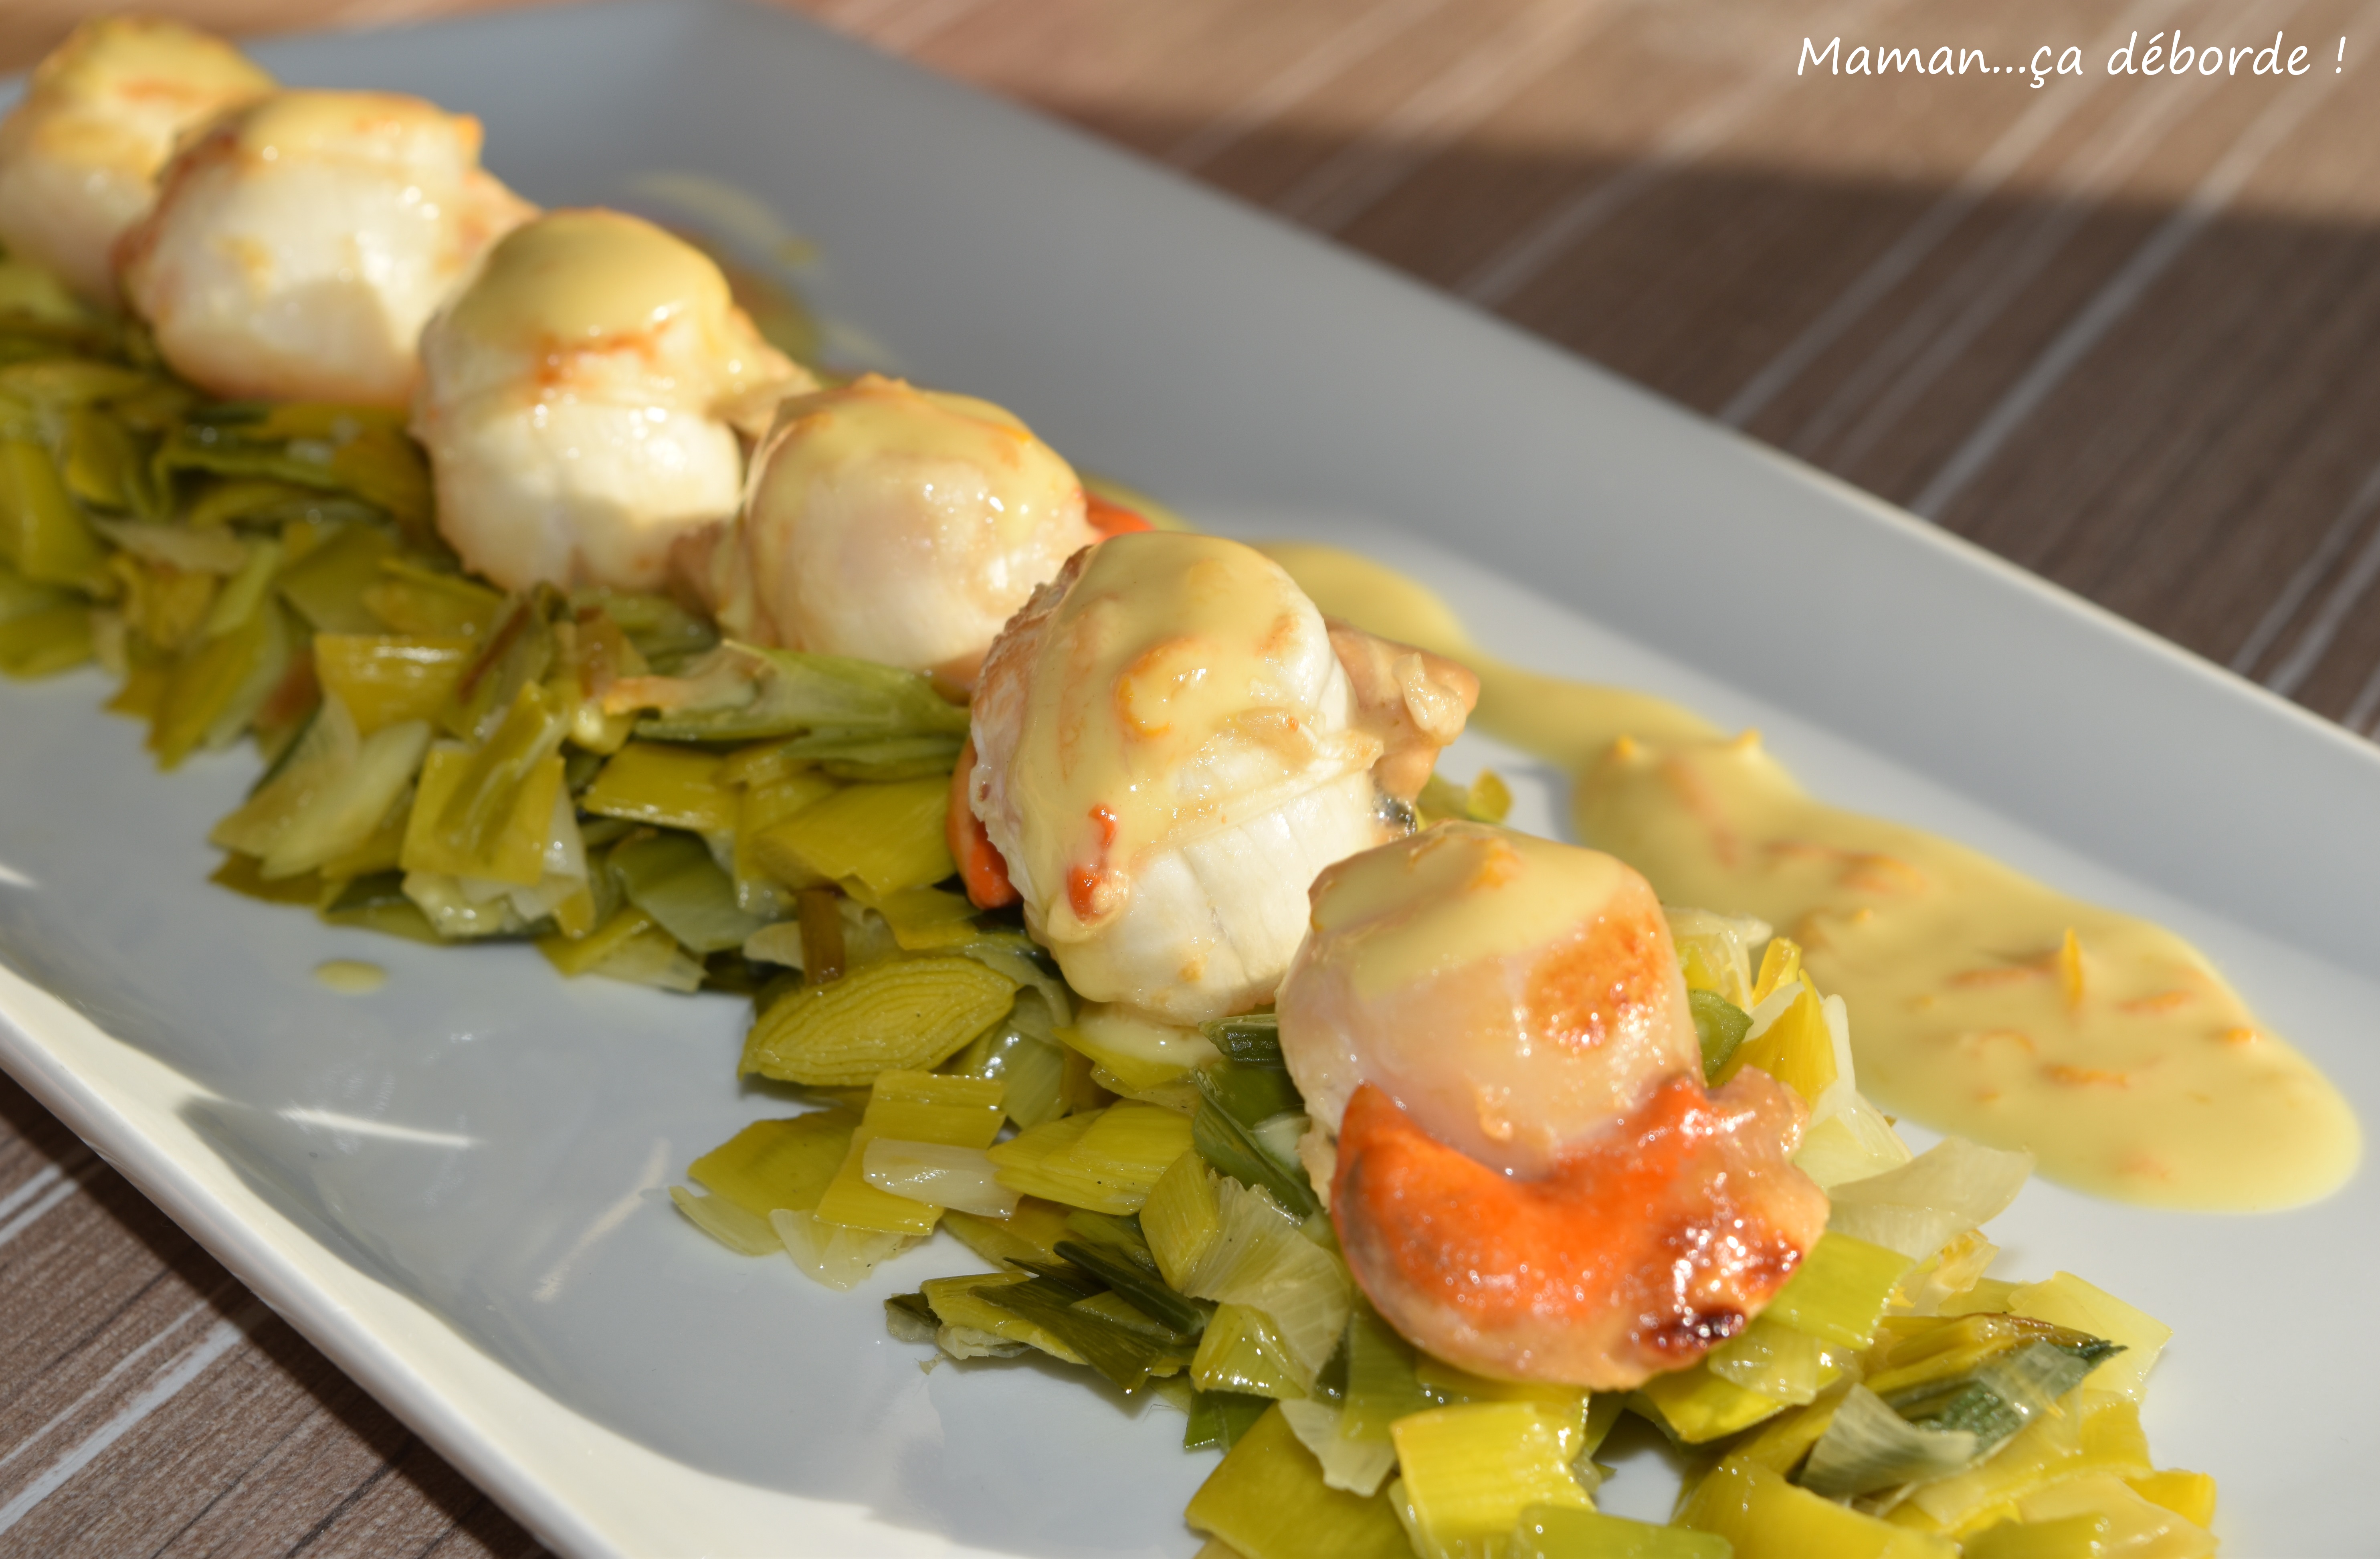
[{"xmin": 5, "ymin": 0, "xmax": 2378, "ymax": 1552}]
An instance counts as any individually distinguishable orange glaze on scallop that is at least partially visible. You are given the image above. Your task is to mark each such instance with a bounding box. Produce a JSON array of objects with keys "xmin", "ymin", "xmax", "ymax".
[{"xmin": 1331, "ymin": 1074, "xmax": 1827, "ymax": 1389}]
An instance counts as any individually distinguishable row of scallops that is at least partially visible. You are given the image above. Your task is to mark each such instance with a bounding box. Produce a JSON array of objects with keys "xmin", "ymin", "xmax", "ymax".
[
  {"xmin": 0, "ymin": 15, "xmax": 1091, "ymax": 683},
  {"xmin": 0, "ymin": 18, "xmax": 1827, "ymax": 1389}
]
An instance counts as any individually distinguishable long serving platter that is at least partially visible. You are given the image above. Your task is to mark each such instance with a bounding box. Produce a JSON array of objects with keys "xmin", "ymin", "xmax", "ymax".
[{"xmin": 1, "ymin": 3, "xmax": 2376, "ymax": 1553}]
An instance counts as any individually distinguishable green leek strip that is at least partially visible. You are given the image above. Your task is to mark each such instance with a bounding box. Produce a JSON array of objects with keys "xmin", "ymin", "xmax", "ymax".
[
  {"xmin": 434, "ymin": 681, "xmax": 569, "ymax": 865},
  {"xmin": 686, "ymin": 1110, "xmax": 859, "ymax": 1222},
  {"xmin": 576, "ymin": 588, "xmax": 716, "ymax": 665},
  {"xmin": 1632, "ymin": 1362, "xmax": 1791, "ymax": 1446},
  {"xmin": 608, "ymin": 829, "xmax": 768, "ymax": 954},
  {"xmin": 1277, "ymin": 1401, "xmax": 1393, "ymax": 1497},
  {"xmin": 987, "ymin": 1117, "xmax": 1149, "ymax": 1215},
  {"xmin": 402, "ymin": 745, "xmax": 564, "ymax": 887},
  {"xmin": 1186, "ymin": 1405, "xmax": 1412, "ymax": 1559},
  {"xmin": 274, "ymin": 522, "xmax": 399, "ymax": 634},
  {"xmin": 1509, "ymin": 1505, "xmax": 1734, "ymax": 1559},
  {"xmin": 1796, "ymin": 1384, "xmax": 1979, "ymax": 1499},
  {"xmin": 0, "ymin": 358, "xmax": 152, "ymax": 409},
  {"xmin": 1691, "ymin": 988, "xmax": 1752, "ymax": 1082},
  {"xmin": 1144, "ymin": 1149, "xmax": 1224, "ymax": 1287},
  {"xmin": 771, "ymin": 728, "xmax": 962, "ymax": 782},
  {"xmin": 942, "ymin": 1199, "xmax": 1073, "ymax": 1270},
  {"xmin": 202, "ymin": 537, "xmax": 283, "ymax": 639},
  {"xmin": 1062, "ymin": 1207, "xmax": 1155, "ymax": 1264},
  {"xmin": 922, "ymin": 1272, "xmax": 1080, "ymax": 1361},
  {"xmin": 0, "ymin": 600, "xmax": 91, "ymax": 677},
  {"xmin": 1959, "ymin": 1515, "xmax": 2114, "ymax": 1559},
  {"xmin": 815, "ymin": 1071, "xmax": 1008, "ymax": 1233},
  {"xmin": 1193, "ymin": 1098, "xmax": 1317, "ymax": 1219},
  {"xmin": 1069, "ymin": 1102, "xmax": 1196, "ymax": 1194},
  {"xmin": 975, "ymin": 1274, "xmax": 1190, "ymax": 1392},
  {"xmin": 752, "ymin": 775, "xmax": 954, "ymax": 897},
  {"xmin": 1410, "ymin": 1359, "xmax": 1589, "ymax": 1459},
  {"xmin": 1677, "ymin": 1454, "xmax": 1958, "ymax": 1558},
  {"xmin": 1704, "ymin": 1316, "xmax": 1836, "ymax": 1407},
  {"xmin": 580, "ymin": 740, "xmax": 739, "ymax": 834},
  {"xmin": 0, "ymin": 437, "xmax": 109, "ymax": 589},
  {"xmin": 362, "ymin": 558, "xmax": 505, "ymax": 638},
  {"xmin": 261, "ymin": 718, "xmax": 430, "ymax": 880},
  {"xmin": 210, "ymin": 852, "xmax": 325, "ymax": 908},
  {"xmin": 315, "ymin": 872, "xmax": 442, "ymax": 944},
  {"xmin": 1196, "ymin": 1056, "xmax": 1305, "ymax": 1126},
  {"xmin": 1170, "ymin": 1173, "xmax": 1350, "ymax": 1381},
  {"xmin": 1391, "ymin": 1401, "xmax": 1592, "ymax": 1549},
  {"xmin": 1762, "ymin": 1232, "xmax": 1915, "ymax": 1349},
  {"xmin": 1183, "ymin": 1390, "xmax": 1273, "ymax": 1453},
  {"xmin": 1199, "ymin": 1012, "xmax": 1284, "ymax": 1066},
  {"xmin": 311, "ymin": 632, "xmax": 474, "ymax": 735},
  {"xmin": 883, "ymin": 1290, "xmax": 940, "ymax": 1345},
  {"xmin": 443, "ymin": 591, "xmax": 563, "ymax": 741},
  {"xmin": 1192, "ymin": 1302, "xmax": 1309, "ymax": 1399},
  {"xmin": 669, "ymin": 1187, "xmax": 781, "ymax": 1256},
  {"xmin": 1340, "ymin": 1301, "xmax": 1433, "ymax": 1442},
  {"xmin": 948, "ymin": 995, "xmax": 1069, "ymax": 1129},
  {"xmin": 1055, "ymin": 1239, "xmax": 1210, "ymax": 1336},
  {"xmin": 1883, "ymin": 1339, "xmax": 2111, "ymax": 1452},
  {"xmin": 148, "ymin": 602, "xmax": 282, "ymax": 769},
  {"xmin": 630, "ymin": 641, "xmax": 968, "ymax": 743}
]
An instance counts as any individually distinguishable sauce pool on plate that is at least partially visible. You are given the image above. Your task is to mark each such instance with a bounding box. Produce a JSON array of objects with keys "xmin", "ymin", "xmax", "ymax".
[{"xmin": 1262, "ymin": 541, "xmax": 2360, "ymax": 1211}]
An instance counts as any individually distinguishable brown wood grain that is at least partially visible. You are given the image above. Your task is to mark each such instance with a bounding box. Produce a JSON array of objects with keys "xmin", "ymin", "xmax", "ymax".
[{"xmin": 6, "ymin": 0, "xmax": 2379, "ymax": 1550}]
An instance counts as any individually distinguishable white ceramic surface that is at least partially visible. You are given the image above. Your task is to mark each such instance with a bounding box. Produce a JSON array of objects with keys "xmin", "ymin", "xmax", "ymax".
[{"xmin": 2, "ymin": 4, "xmax": 2375, "ymax": 1555}]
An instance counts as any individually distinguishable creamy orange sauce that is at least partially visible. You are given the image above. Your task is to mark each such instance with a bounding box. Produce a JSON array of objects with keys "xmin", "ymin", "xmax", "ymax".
[{"xmin": 1261, "ymin": 541, "xmax": 2360, "ymax": 1210}]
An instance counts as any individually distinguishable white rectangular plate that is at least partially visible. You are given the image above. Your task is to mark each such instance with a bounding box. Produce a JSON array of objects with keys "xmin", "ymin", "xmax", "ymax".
[{"xmin": 3, "ymin": 3, "xmax": 2374, "ymax": 1554}]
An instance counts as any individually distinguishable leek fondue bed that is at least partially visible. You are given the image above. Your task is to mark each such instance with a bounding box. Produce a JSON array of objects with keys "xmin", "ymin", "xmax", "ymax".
[{"xmin": 0, "ymin": 14, "xmax": 2352, "ymax": 1557}]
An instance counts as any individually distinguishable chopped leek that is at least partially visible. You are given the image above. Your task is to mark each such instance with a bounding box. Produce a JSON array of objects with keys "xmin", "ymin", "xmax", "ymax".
[
  {"xmin": 1168, "ymin": 1171, "xmax": 1350, "ymax": 1381},
  {"xmin": 624, "ymin": 641, "xmax": 968, "ymax": 744},
  {"xmin": 739, "ymin": 955, "xmax": 1017, "ymax": 1086},
  {"xmin": 1825, "ymin": 1137, "xmax": 2036, "ymax": 1262},
  {"xmin": 862, "ymin": 1139, "xmax": 1016, "ymax": 1217},
  {"xmin": 1183, "ymin": 1390, "xmax": 1273, "ymax": 1454},
  {"xmin": 1763, "ymin": 1232, "xmax": 1914, "ymax": 1349},
  {"xmin": 941, "ymin": 1198, "xmax": 1073, "ymax": 1270},
  {"xmin": 1392, "ymin": 1401, "xmax": 1592, "ymax": 1551},
  {"xmin": 1796, "ymin": 1384, "xmax": 1978, "ymax": 1499},
  {"xmin": 1055, "ymin": 1237, "xmax": 1209, "ymax": 1337},
  {"xmin": 580, "ymin": 740, "xmax": 739, "ymax": 835},
  {"xmin": 1677, "ymin": 1455, "xmax": 1956, "ymax": 1558},
  {"xmin": 687, "ymin": 1110, "xmax": 858, "ymax": 1222},
  {"xmin": 1690, "ymin": 989, "xmax": 1752, "ymax": 1081},
  {"xmin": 948, "ymin": 990, "xmax": 1069, "ymax": 1128},
  {"xmin": 669, "ymin": 1187, "xmax": 781, "ymax": 1256},
  {"xmin": 1144, "ymin": 1148, "xmax": 1224, "ymax": 1288},
  {"xmin": 816, "ymin": 1070, "xmax": 1008, "ymax": 1234},
  {"xmin": 1509, "ymin": 1505, "xmax": 1734, "ymax": 1558},
  {"xmin": 1185, "ymin": 1405, "xmax": 1413, "ymax": 1559},
  {"xmin": 770, "ymin": 1207, "xmax": 913, "ymax": 1290},
  {"xmin": 751, "ymin": 775, "xmax": 954, "ymax": 897},
  {"xmin": 1278, "ymin": 1399, "xmax": 1396, "ymax": 1497},
  {"xmin": 608, "ymin": 829, "xmax": 768, "ymax": 954},
  {"xmin": 1340, "ymin": 1300, "xmax": 1434, "ymax": 1441},
  {"xmin": 1192, "ymin": 1301, "xmax": 1310, "ymax": 1399},
  {"xmin": 2005, "ymin": 1273, "xmax": 2169, "ymax": 1401}
]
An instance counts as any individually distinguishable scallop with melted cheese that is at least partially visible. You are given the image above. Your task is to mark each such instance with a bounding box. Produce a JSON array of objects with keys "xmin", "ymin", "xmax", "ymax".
[
  {"xmin": 966, "ymin": 531, "xmax": 1477, "ymax": 1024},
  {"xmin": 412, "ymin": 208, "xmax": 810, "ymax": 593},
  {"xmin": 117, "ymin": 90, "xmax": 534, "ymax": 407},
  {"xmin": 1278, "ymin": 821, "xmax": 1828, "ymax": 1387},
  {"xmin": 0, "ymin": 17, "xmax": 273, "ymax": 305},
  {"xmin": 703, "ymin": 374, "xmax": 1099, "ymax": 681}
]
